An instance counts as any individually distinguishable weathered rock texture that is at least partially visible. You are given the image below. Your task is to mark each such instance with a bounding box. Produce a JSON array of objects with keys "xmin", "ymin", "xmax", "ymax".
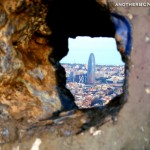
[
  {"xmin": 0, "ymin": 0, "xmax": 78, "ymax": 123},
  {"xmin": 0, "ymin": 0, "xmax": 150, "ymax": 149}
]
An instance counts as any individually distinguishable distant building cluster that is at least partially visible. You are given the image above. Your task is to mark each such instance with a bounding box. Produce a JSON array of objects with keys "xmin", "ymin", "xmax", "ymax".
[{"xmin": 61, "ymin": 53, "xmax": 125, "ymax": 108}]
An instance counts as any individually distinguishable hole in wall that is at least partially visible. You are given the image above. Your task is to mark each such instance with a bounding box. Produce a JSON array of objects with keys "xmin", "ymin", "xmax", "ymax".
[
  {"xmin": 61, "ymin": 36, "xmax": 125, "ymax": 109},
  {"xmin": 44, "ymin": 0, "xmax": 132, "ymax": 135}
]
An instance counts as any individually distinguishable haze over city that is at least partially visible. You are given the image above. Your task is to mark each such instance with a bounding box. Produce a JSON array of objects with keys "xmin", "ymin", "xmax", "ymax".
[{"xmin": 61, "ymin": 36, "xmax": 124, "ymax": 65}]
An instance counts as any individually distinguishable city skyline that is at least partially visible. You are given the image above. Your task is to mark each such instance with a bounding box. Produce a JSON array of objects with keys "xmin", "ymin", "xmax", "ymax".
[
  {"xmin": 60, "ymin": 36, "xmax": 125, "ymax": 65},
  {"xmin": 63, "ymin": 63, "xmax": 124, "ymax": 108}
]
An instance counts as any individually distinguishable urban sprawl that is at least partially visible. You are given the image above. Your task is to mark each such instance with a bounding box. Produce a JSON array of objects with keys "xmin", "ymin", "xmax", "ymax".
[{"xmin": 62, "ymin": 53, "xmax": 124, "ymax": 108}]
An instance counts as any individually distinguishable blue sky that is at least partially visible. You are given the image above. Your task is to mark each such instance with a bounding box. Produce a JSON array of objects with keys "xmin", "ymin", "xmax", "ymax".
[{"xmin": 60, "ymin": 36, "xmax": 124, "ymax": 65}]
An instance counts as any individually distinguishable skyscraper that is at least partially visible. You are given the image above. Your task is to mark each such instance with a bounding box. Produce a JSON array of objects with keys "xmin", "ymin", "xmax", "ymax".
[{"xmin": 87, "ymin": 53, "xmax": 96, "ymax": 84}]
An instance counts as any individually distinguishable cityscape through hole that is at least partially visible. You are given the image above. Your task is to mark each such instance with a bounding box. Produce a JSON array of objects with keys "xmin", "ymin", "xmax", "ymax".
[{"xmin": 61, "ymin": 37, "xmax": 125, "ymax": 108}]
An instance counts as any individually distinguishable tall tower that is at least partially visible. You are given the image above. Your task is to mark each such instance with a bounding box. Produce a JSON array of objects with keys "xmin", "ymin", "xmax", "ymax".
[{"xmin": 87, "ymin": 53, "xmax": 96, "ymax": 84}]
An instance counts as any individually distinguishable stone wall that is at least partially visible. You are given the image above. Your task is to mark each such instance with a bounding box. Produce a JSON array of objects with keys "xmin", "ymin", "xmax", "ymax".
[{"xmin": 0, "ymin": 0, "xmax": 150, "ymax": 149}]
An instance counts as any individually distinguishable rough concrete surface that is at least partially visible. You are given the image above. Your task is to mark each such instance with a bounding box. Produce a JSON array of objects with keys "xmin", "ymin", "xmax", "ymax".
[{"xmin": 0, "ymin": 0, "xmax": 150, "ymax": 150}]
